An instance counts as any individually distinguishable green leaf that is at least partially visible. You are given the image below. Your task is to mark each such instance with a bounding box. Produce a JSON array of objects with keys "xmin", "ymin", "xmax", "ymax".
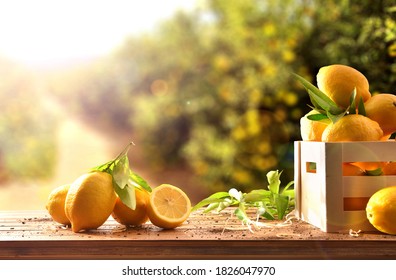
[
  {"xmin": 260, "ymin": 210, "xmax": 275, "ymax": 220},
  {"xmin": 192, "ymin": 169, "xmax": 295, "ymax": 222},
  {"xmin": 234, "ymin": 206, "xmax": 250, "ymax": 223},
  {"xmin": 267, "ymin": 170, "xmax": 281, "ymax": 194},
  {"xmin": 275, "ymin": 193, "xmax": 289, "ymax": 220},
  {"xmin": 365, "ymin": 168, "xmax": 383, "ymax": 176},
  {"xmin": 327, "ymin": 109, "xmax": 348, "ymax": 124},
  {"xmin": 91, "ymin": 160, "xmax": 114, "ymax": 173},
  {"xmin": 293, "ymin": 73, "xmax": 344, "ymax": 115},
  {"xmin": 307, "ymin": 113, "xmax": 329, "ymax": 121},
  {"xmin": 191, "ymin": 191, "xmax": 231, "ymax": 212},
  {"xmin": 112, "ymin": 155, "xmax": 130, "ymax": 189},
  {"xmin": 203, "ymin": 202, "xmax": 221, "ymax": 213},
  {"xmin": 129, "ymin": 171, "xmax": 152, "ymax": 193},
  {"xmin": 282, "ymin": 180, "xmax": 294, "ymax": 194},
  {"xmin": 358, "ymin": 96, "xmax": 366, "ymax": 116},
  {"xmin": 282, "ymin": 189, "xmax": 295, "ymax": 199},
  {"xmin": 244, "ymin": 189, "xmax": 271, "ymax": 203},
  {"xmin": 229, "ymin": 188, "xmax": 243, "ymax": 202},
  {"xmin": 114, "ymin": 182, "xmax": 136, "ymax": 210},
  {"xmin": 90, "ymin": 142, "xmax": 151, "ymax": 211}
]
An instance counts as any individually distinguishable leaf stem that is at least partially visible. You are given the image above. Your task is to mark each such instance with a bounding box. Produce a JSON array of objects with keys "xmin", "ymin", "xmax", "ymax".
[{"xmin": 115, "ymin": 141, "xmax": 135, "ymax": 161}]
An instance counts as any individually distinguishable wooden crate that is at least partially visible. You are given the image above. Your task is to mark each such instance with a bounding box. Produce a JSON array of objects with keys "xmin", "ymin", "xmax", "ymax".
[{"xmin": 294, "ymin": 140, "xmax": 396, "ymax": 233}]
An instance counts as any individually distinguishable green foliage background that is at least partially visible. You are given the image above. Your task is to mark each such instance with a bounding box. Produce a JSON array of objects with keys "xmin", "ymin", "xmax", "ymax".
[
  {"xmin": 1, "ymin": 0, "xmax": 395, "ymax": 193},
  {"xmin": 49, "ymin": 0, "xmax": 396, "ymax": 192},
  {"xmin": 0, "ymin": 58, "xmax": 57, "ymax": 182}
]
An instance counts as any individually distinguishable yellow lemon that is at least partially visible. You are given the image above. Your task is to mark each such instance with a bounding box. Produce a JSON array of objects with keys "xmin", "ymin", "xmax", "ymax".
[
  {"xmin": 112, "ymin": 188, "xmax": 150, "ymax": 226},
  {"xmin": 317, "ymin": 64, "xmax": 371, "ymax": 109},
  {"xmin": 365, "ymin": 93, "xmax": 396, "ymax": 137},
  {"xmin": 46, "ymin": 184, "xmax": 70, "ymax": 225},
  {"xmin": 300, "ymin": 109, "xmax": 331, "ymax": 141},
  {"xmin": 366, "ymin": 186, "xmax": 396, "ymax": 234},
  {"xmin": 65, "ymin": 171, "xmax": 117, "ymax": 233},
  {"xmin": 147, "ymin": 184, "xmax": 191, "ymax": 229},
  {"xmin": 321, "ymin": 114, "xmax": 383, "ymax": 142}
]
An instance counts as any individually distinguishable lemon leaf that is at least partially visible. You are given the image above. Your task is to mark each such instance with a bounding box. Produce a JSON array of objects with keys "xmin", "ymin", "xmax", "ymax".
[
  {"xmin": 358, "ymin": 96, "xmax": 366, "ymax": 116},
  {"xmin": 366, "ymin": 168, "xmax": 383, "ymax": 176},
  {"xmin": 114, "ymin": 182, "xmax": 136, "ymax": 210},
  {"xmin": 327, "ymin": 109, "xmax": 348, "ymax": 123},
  {"xmin": 229, "ymin": 188, "xmax": 243, "ymax": 202},
  {"xmin": 282, "ymin": 180, "xmax": 295, "ymax": 194},
  {"xmin": 244, "ymin": 189, "xmax": 271, "ymax": 202},
  {"xmin": 293, "ymin": 73, "xmax": 344, "ymax": 115},
  {"xmin": 347, "ymin": 88, "xmax": 366, "ymax": 116},
  {"xmin": 191, "ymin": 191, "xmax": 231, "ymax": 212},
  {"xmin": 191, "ymin": 169, "xmax": 295, "ymax": 222},
  {"xmin": 267, "ymin": 169, "xmax": 282, "ymax": 194},
  {"xmin": 307, "ymin": 113, "xmax": 329, "ymax": 121},
  {"xmin": 112, "ymin": 155, "xmax": 130, "ymax": 189},
  {"xmin": 90, "ymin": 142, "xmax": 152, "ymax": 211},
  {"xmin": 274, "ymin": 193, "xmax": 289, "ymax": 220},
  {"xmin": 91, "ymin": 160, "xmax": 114, "ymax": 173},
  {"xmin": 129, "ymin": 171, "xmax": 152, "ymax": 193}
]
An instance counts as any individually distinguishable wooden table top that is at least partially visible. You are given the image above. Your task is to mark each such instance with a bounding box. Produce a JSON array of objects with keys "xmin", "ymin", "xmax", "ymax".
[{"xmin": 1, "ymin": 209, "xmax": 396, "ymax": 260}]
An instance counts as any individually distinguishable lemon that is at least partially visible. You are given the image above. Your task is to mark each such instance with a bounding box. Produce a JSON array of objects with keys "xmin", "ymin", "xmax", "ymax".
[
  {"xmin": 342, "ymin": 163, "xmax": 365, "ymax": 176},
  {"xmin": 46, "ymin": 184, "xmax": 71, "ymax": 225},
  {"xmin": 300, "ymin": 109, "xmax": 331, "ymax": 141},
  {"xmin": 366, "ymin": 186, "xmax": 396, "ymax": 234},
  {"xmin": 351, "ymin": 161, "xmax": 387, "ymax": 173},
  {"xmin": 65, "ymin": 171, "xmax": 117, "ymax": 233},
  {"xmin": 317, "ymin": 64, "xmax": 371, "ymax": 109},
  {"xmin": 365, "ymin": 93, "xmax": 396, "ymax": 137},
  {"xmin": 321, "ymin": 114, "xmax": 383, "ymax": 142},
  {"xmin": 112, "ymin": 188, "xmax": 150, "ymax": 226},
  {"xmin": 383, "ymin": 162, "xmax": 396, "ymax": 176},
  {"xmin": 147, "ymin": 184, "xmax": 191, "ymax": 229}
]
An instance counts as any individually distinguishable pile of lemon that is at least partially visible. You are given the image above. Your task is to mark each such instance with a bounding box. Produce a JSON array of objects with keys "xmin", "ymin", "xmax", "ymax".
[
  {"xmin": 300, "ymin": 64, "xmax": 396, "ymax": 142},
  {"xmin": 46, "ymin": 171, "xmax": 191, "ymax": 233},
  {"xmin": 298, "ymin": 64, "xmax": 396, "ymax": 235}
]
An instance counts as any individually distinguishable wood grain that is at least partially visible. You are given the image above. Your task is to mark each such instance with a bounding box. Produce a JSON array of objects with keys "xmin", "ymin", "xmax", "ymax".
[{"xmin": 1, "ymin": 210, "xmax": 396, "ymax": 259}]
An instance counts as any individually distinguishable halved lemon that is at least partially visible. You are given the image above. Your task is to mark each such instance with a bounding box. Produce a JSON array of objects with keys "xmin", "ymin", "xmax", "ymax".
[{"xmin": 147, "ymin": 184, "xmax": 191, "ymax": 229}]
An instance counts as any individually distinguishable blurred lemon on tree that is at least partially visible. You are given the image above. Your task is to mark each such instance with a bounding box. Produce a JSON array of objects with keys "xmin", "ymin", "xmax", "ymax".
[
  {"xmin": 65, "ymin": 172, "xmax": 117, "ymax": 233},
  {"xmin": 366, "ymin": 186, "xmax": 396, "ymax": 235},
  {"xmin": 321, "ymin": 114, "xmax": 383, "ymax": 142},
  {"xmin": 112, "ymin": 187, "xmax": 150, "ymax": 226},
  {"xmin": 46, "ymin": 184, "xmax": 70, "ymax": 225},
  {"xmin": 365, "ymin": 93, "xmax": 396, "ymax": 138},
  {"xmin": 147, "ymin": 184, "xmax": 191, "ymax": 229},
  {"xmin": 316, "ymin": 64, "xmax": 371, "ymax": 109}
]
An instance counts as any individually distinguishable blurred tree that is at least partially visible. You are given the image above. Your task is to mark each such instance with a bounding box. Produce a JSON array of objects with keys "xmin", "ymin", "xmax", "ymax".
[
  {"xmin": 49, "ymin": 0, "xmax": 396, "ymax": 194},
  {"xmin": 0, "ymin": 58, "xmax": 56, "ymax": 182},
  {"xmin": 111, "ymin": 0, "xmax": 312, "ymax": 191},
  {"xmin": 299, "ymin": 0, "xmax": 396, "ymax": 93}
]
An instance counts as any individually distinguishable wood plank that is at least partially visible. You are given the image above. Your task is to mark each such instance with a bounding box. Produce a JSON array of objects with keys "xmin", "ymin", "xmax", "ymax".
[{"xmin": 1, "ymin": 210, "xmax": 396, "ymax": 259}]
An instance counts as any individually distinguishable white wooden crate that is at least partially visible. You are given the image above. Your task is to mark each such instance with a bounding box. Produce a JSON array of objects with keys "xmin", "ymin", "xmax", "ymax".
[{"xmin": 294, "ymin": 141, "xmax": 396, "ymax": 232}]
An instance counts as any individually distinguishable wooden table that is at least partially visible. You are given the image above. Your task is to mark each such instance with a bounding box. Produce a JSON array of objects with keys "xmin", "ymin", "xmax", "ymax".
[{"xmin": 1, "ymin": 209, "xmax": 396, "ymax": 260}]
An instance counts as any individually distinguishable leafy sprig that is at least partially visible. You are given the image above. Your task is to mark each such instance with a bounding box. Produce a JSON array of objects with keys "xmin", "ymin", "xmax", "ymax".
[
  {"xmin": 293, "ymin": 73, "xmax": 366, "ymax": 123},
  {"xmin": 91, "ymin": 142, "xmax": 151, "ymax": 210},
  {"xmin": 191, "ymin": 170, "xmax": 294, "ymax": 226}
]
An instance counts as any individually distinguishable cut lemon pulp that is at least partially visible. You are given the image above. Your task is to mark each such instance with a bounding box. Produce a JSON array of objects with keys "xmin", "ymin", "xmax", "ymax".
[{"xmin": 147, "ymin": 184, "xmax": 191, "ymax": 229}]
